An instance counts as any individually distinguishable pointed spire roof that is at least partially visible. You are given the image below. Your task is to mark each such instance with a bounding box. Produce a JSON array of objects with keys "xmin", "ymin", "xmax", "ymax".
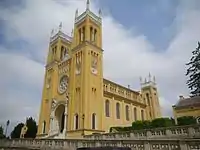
[{"xmin": 75, "ymin": 0, "xmax": 101, "ymax": 25}]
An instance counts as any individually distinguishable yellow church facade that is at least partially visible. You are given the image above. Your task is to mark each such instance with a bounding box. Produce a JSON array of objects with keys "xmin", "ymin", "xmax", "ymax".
[{"xmin": 37, "ymin": 0, "xmax": 161, "ymax": 139}]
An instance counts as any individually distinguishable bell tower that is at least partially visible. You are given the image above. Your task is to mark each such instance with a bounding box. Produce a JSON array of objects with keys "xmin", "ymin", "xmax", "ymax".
[
  {"xmin": 37, "ymin": 22, "xmax": 72, "ymax": 138},
  {"xmin": 67, "ymin": 0, "xmax": 104, "ymax": 137},
  {"xmin": 140, "ymin": 73, "xmax": 162, "ymax": 120}
]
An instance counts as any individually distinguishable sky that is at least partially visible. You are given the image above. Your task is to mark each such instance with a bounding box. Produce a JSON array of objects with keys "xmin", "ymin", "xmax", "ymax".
[{"xmin": 0, "ymin": 0, "xmax": 200, "ymax": 135}]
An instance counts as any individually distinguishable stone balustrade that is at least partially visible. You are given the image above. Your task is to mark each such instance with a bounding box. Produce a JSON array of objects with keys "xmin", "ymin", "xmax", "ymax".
[
  {"xmin": 83, "ymin": 125, "xmax": 200, "ymax": 140},
  {"xmin": 1, "ymin": 125, "xmax": 200, "ymax": 150},
  {"xmin": 0, "ymin": 138, "xmax": 200, "ymax": 150}
]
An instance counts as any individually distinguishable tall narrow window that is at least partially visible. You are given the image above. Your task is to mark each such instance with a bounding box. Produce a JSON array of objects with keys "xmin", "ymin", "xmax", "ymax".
[
  {"xmin": 74, "ymin": 114, "xmax": 79, "ymax": 130},
  {"xmin": 82, "ymin": 27, "xmax": 85, "ymax": 41},
  {"xmin": 94, "ymin": 29, "xmax": 97, "ymax": 42},
  {"xmin": 79, "ymin": 28, "xmax": 81, "ymax": 43},
  {"xmin": 141, "ymin": 110, "xmax": 144, "ymax": 121},
  {"xmin": 146, "ymin": 93, "xmax": 150, "ymax": 105},
  {"xmin": 125, "ymin": 105, "xmax": 129, "ymax": 121},
  {"xmin": 92, "ymin": 113, "xmax": 96, "ymax": 129},
  {"xmin": 90, "ymin": 27, "xmax": 93, "ymax": 41},
  {"xmin": 116, "ymin": 103, "xmax": 120, "ymax": 119},
  {"xmin": 60, "ymin": 46, "xmax": 64, "ymax": 59},
  {"xmin": 105, "ymin": 100, "xmax": 110, "ymax": 117},
  {"xmin": 42, "ymin": 121, "xmax": 46, "ymax": 134},
  {"xmin": 134, "ymin": 107, "xmax": 137, "ymax": 121}
]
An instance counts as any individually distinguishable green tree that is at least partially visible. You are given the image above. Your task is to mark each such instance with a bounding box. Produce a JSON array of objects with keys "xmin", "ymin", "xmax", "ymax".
[
  {"xmin": 151, "ymin": 118, "xmax": 175, "ymax": 128},
  {"xmin": 177, "ymin": 116, "xmax": 197, "ymax": 126},
  {"xmin": 132, "ymin": 120, "xmax": 151, "ymax": 130},
  {"xmin": 0, "ymin": 126, "xmax": 5, "ymax": 139},
  {"xmin": 186, "ymin": 42, "xmax": 200, "ymax": 97},
  {"xmin": 24, "ymin": 117, "xmax": 37, "ymax": 138},
  {"xmin": 11, "ymin": 123, "xmax": 24, "ymax": 138}
]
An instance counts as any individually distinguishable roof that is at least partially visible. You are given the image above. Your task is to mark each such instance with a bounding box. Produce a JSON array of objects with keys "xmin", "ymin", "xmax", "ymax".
[
  {"xmin": 103, "ymin": 78, "xmax": 140, "ymax": 95},
  {"xmin": 174, "ymin": 96, "xmax": 200, "ymax": 109}
]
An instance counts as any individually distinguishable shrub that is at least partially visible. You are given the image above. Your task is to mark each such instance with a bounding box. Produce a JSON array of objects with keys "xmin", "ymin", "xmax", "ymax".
[
  {"xmin": 177, "ymin": 116, "xmax": 197, "ymax": 126},
  {"xmin": 151, "ymin": 118, "xmax": 175, "ymax": 128}
]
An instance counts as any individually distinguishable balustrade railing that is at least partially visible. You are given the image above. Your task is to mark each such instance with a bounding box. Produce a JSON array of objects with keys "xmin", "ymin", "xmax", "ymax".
[
  {"xmin": 0, "ymin": 125, "xmax": 200, "ymax": 150},
  {"xmin": 83, "ymin": 124, "xmax": 200, "ymax": 140},
  {"xmin": 0, "ymin": 138, "xmax": 200, "ymax": 150}
]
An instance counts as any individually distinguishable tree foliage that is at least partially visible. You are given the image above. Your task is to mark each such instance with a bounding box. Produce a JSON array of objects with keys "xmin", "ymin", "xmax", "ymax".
[
  {"xmin": 11, "ymin": 123, "xmax": 24, "ymax": 138},
  {"xmin": 177, "ymin": 116, "xmax": 197, "ymax": 126},
  {"xmin": 0, "ymin": 126, "xmax": 5, "ymax": 139},
  {"xmin": 186, "ymin": 42, "xmax": 200, "ymax": 97},
  {"xmin": 151, "ymin": 118, "xmax": 174, "ymax": 128},
  {"xmin": 10, "ymin": 117, "xmax": 38, "ymax": 139},
  {"xmin": 24, "ymin": 117, "xmax": 37, "ymax": 138},
  {"xmin": 110, "ymin": 118, "xmax": 177, "ymax": 132}
]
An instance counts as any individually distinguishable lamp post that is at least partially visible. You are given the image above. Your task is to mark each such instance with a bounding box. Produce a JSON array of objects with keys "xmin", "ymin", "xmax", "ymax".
[{"xmin": 5, "ymin": 120, "xmax": 10, "ymax": 137}]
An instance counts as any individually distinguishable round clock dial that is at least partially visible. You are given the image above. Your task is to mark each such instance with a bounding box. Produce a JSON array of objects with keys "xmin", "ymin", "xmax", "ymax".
[{"xmin": 58, "ymin": 76, "xmax": 68, "ymax": 94}]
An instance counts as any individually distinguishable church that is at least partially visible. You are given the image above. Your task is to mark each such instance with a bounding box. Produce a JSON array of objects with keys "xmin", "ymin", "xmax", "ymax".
[{"xmin": 37, "ymin": 0, "xmax": 162, "ymax": 139}]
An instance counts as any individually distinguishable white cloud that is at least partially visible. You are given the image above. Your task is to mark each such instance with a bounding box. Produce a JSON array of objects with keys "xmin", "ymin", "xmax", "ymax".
[{"xmin": 0, "ymin": 0, "xmax": 200, "ymax": 133}]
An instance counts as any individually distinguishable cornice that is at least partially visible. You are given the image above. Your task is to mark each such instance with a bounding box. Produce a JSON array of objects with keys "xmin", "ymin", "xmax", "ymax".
[{"xmin": 71, "ymin": 41, "xmax": 103, "ymax": 53}]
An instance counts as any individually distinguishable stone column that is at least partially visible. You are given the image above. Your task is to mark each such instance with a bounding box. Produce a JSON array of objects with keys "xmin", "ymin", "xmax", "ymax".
[
  {"xmin": 49, "ymin": 117, "xmax": 53, "ymax": 135},
  {"xmin": 62, "ymin": 103, "xmax": 68, "ymax": 136}
]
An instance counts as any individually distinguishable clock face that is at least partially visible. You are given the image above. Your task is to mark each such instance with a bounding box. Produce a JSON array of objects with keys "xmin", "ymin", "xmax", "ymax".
[{"xmin": 58, "ymin": 75, "xmax": 68, "ymax": 94}]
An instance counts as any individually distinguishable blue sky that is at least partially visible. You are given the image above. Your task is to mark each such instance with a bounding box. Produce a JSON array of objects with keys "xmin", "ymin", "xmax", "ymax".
[
  {"xmin": 0, "ymin": 0, "xmax": 200, "ymax": 135},
  {"xmin": 100, "ymin": 0, "xmax": 178, "ymax": 50}
]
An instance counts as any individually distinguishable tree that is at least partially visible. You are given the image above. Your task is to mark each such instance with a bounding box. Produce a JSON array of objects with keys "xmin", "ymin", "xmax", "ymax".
[
  {"xmin": 186, "ymin": 42, "xmax": 200, "ymax": 97},
  {"xmin": 10, "ymin": 117, "xmax": 38, "ymax": 139},
  {"xmin": 0, "ymin": 126, "xmax": 5, "ymax": 139},
  {"xmin": 24, "ymin": 117, "xmax": 37, "ymax": 138},
  {"xmin": 177, "ymin": 116, "xmax": 197, "ymax": 126},
  {"xmin": 151, "ymin": 118, "xmax": 175, "ymax": 128},
  {"xmin": 11, "ymin": 123, "xmax": 24, "ymax": 138}
]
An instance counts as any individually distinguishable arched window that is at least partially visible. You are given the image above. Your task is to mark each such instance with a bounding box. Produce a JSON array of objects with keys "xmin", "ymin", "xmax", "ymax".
[
  {"xmin": 141, "ymin": 110, "xmax": 144, "ymax": 121},
  {"xmin": 42, "ymin": 121, "xmax": 46, "ymax": 134},
  {"xmin": 146, "ymin": 93, "xmax": 150, "ymax": 105},
  {"xmin": 90, "ymin": 27, "xmax": 93, "ymax": 41},
  {"xmin": 105, "ymin": 100, "xmax": 110, "ymax": 117},
  {"xmin": 92, "ymin": 113, "xmax": 96, "ymax": 129},
  {"xmin": 94, "ymin": 29, "xmax": 97, "ymax": 42},
  {"xmin": 79, "ymin": 28, "xmax": 81, "ymax": 43},
  {"xmin": 134, "ymin": 107, "xmax": 137, "ymax": 121},
  {"xmin": 60, "ymin": 46, "xmax": 64, "ymax": 59},
  {"xmin": 74, "ymin": 114, "xmax": 78, "ymax": 130},
  {"xmin": 116, "ymin": 103, "xmax": 120, "ymax": 119},
  {"xmin": 125, "ymin": 105, "xmax": 129, "ymax": 121}
]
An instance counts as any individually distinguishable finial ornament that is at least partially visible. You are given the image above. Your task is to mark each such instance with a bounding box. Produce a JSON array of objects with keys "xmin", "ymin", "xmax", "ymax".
[
  {"xmin": 98, "ymin": 9, "xmax": 102, "ymax": 18},
  {"xmin": 59, "ymin": 22, "xmax": 62, "ymax": 31},
  {"xmin": 71, "ymin": 29, "xmax": 74, "ymax": 36},
  {"xmin": 148, "ymin": 72, "xmax": 151, "ymax": 82},
  {"xmin": 51, "ymin": 29, "xmax": 54, "ymax": 36},
  {"xmin": 153, "ymin": 76, "xmax": 156, "ymax": 83},
  {"xmin": 86, "ymin": 0, "xmax": 90, "ymax": 10},
  {"xmin": 75, "ymin": 9, "xmax": 78, "ymax": 20},
  {"xmin": 139, "ymin": 76, "xmax": 142, "ymax": 83}
]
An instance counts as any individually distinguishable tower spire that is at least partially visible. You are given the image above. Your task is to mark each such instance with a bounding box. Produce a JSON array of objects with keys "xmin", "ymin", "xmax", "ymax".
[
  {"xmin": 86, "ymin": 0, "xmax": 90, "ymax": 10},
  {"xmin": 98, "ymin": 8, "xmax": 102, "ymax": 18},
  {"xmin": 153, "ymin": 76, "xmax": 156, "ymax": 83},
  {"xmin": 75, "ymin": 9, "xmax": 78, "ymax": 20},
  {"xmin": 59, "ymin": 22, "xmax": 62, "ymax": 31},
  {"xmin": 148, "ymin": 72, "xmax": 151, "ymax": 82}
]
